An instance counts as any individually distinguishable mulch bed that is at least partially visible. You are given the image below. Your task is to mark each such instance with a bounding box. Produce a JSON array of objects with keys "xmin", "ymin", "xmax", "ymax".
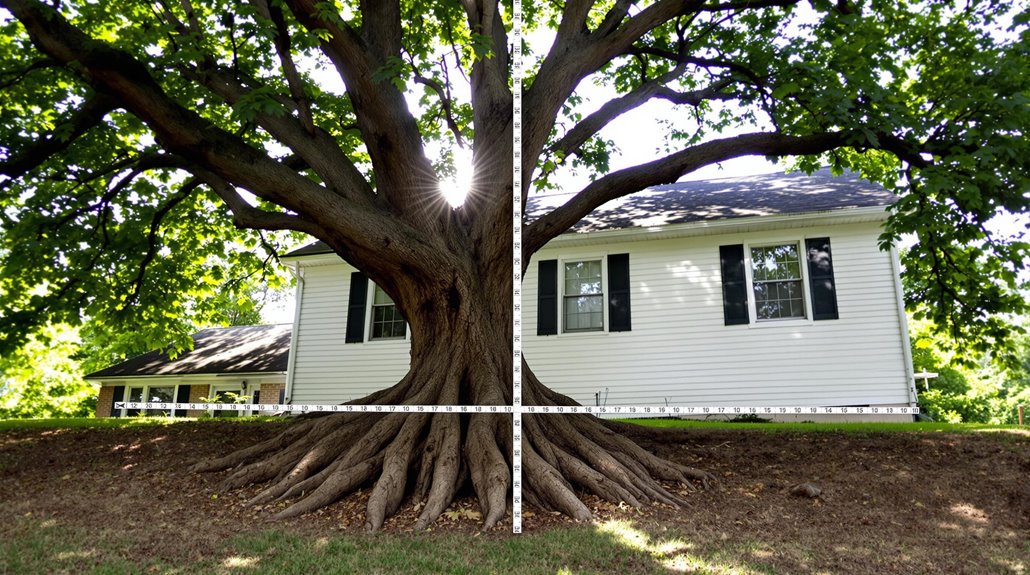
[{"xmin": 1, "ymin": 419, "xmax": 1028, "ymax": 573}]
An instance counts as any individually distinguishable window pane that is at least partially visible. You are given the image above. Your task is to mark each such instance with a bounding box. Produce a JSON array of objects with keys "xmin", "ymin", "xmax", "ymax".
[
  {"xmin": 126, "ymin": 387, "xmax": 143, "ymax": 416},
  {"xmin": 370, "ymin": 285, "xmax": 406, "ymax": 340},
  {"xmin": 373, "ymin": 285, "xmax": 394, "ymax": 305},
  {"xmin": 564, "ymin": 295, "xmax": 603, "ymax": 331},
  {"xmin": 214, "ymin": 389, "xmax": 242, "ymax": 418},
  {"xmin": 751, "ymin": 244, "xmax": 804, "ymax": 321},
  {"xmin": 564, "ymin": 260, "xmax": 602, "ymax": 296},
  {"xmin": 562, "ymin": 260, "xmax": 604, "ymax": 332},
  {"xmin": 146, "ymin": 386, "xmax": 174, "ymax": 416}
]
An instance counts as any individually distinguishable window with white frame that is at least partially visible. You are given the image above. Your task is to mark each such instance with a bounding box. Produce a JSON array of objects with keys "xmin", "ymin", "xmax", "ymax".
[
  {"xmin": 370, "ymin": 284, "xmax": 406, "ymax": 340},
  {"xmin": 126, "ymin": 384, "xmax": 175, "ymax": 416},
  {"xmin": 563, "ymin": 259, "xmax": 604, "ymax": 332},
  {"xmin": 750, "ymin": 243, "xmax": 806, "ymax": 320},
  {"xmin": 208, "ymin": 384, "xmax": 255, "ymax": 417}
]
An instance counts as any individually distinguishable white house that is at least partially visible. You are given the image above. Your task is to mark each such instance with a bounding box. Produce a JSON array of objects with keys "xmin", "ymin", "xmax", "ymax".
[
  {"xmin": 282, "ymin": 169, "xmax": 919, "ymax": 420},
  {"xmin": 88, "ymin": 324, "xmax": 291, "ymax": 418}
]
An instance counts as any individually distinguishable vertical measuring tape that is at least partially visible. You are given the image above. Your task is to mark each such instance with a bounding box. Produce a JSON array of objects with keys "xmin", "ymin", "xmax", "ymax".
[{"xmin": 511, "ymin": 0, "xmax": 524, "ymax": 535}]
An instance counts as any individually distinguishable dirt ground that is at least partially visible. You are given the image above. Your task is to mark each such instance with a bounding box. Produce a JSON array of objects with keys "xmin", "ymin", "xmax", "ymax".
[{"xmin": 1, "ymin": 419, "xmax": 1028, "ymax": 574}]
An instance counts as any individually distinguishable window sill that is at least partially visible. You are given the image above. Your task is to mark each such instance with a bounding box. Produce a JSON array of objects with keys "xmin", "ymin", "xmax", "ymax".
[
  {"xmin": 555, "ymin": 329, "xmax": 610, "ymax": 338},
  {"xmin": 747, "ymin": 317, "xmax": 814, "ymax": 329},
  {"xmin": 365, "ymin": 336, "xmax": 409, "ymax": 343}
]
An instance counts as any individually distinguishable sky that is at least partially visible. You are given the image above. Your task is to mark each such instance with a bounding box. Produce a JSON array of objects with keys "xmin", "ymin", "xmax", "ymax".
[{"xmin": 262, "ymin": 8, "xmax": 1027, "ymax": 323}]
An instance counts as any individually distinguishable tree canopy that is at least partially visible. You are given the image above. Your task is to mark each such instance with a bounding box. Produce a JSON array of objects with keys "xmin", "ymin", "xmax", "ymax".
[
  {"xmin": 1, "ymin": 1, "xmax": 1027, "ymax": 359},
  {"xmin": 1, "ymin": 0, "xmax": 1028, "ymax": 529}
]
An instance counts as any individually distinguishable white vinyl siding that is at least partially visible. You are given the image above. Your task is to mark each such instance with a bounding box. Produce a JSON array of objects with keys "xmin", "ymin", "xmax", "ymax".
[
  {"xmin": 289, "ymin": 264, "xmax": 411, "ymax": 403},
  {"xmin": 286, "ymin": 220, "xmax": 910, "ymax": 411},
  {"xmin": 523, "ymin": 221, "xmax": 910, "ymax": 408}
]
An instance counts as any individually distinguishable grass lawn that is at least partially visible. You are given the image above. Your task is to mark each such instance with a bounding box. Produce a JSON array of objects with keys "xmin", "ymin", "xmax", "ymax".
[
  {"xmin": 1, "ymin": 416, "xmax": 1027, "ymax": 574},
  {"xmin": 616, "ymin": 417, "xmax": 1028, "ymax": 434},
  {"xmin": 0, "ymin": 415, "xmax": 285, "ymax": 433},
  {"xmin": 2, "ymin": 518, "xmax": 774, "ymax": 575},
  {"xmin": 5, "ymin": 415, "xmax": 1023, "ymax": 435}
]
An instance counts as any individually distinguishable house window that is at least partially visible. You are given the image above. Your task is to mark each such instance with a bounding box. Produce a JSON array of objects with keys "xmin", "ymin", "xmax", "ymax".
[
  {"xmin": 750, "ymin": 243, "xmax": 806, "ymax": 320},
  {"xmin": 370, "ymin": 284, "xmax": 406, "ymax": 340},
  {"xmin": 209, "ymin": 384, "xmax": 251, "ymax": 417},
  {"xmin": 563, "ymin": 259, "xmax": 604, "ymax": 332},
  {"xmin": 126, "ymin": 385, "xmax": 175, "ymax": 416}
]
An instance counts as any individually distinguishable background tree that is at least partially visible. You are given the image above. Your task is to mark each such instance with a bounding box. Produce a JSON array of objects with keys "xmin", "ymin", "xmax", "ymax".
[
  {"xmin": 911, "ymin": 316, "xmax": 1030, "ymax": 423},
  {"xmin": 1, "ymin": 0, "xmax": 1027, "ymax": 531},
  {"xmin": 0, "ymin": 323, "xmax": 96, "ymax": 418},
  {"xmin": 0, "ymin": 274, "xmax": 287, "ymax": 419}
]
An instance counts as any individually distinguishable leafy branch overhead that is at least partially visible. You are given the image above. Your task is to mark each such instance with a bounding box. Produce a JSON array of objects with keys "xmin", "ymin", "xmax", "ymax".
[
  {"xmin": 1, "ymin": 1, "xmax": 1027, "ymax": 353},
  {"xmin": 0, "ymin": 0, "xmax": 1028, "ymax": 530}
]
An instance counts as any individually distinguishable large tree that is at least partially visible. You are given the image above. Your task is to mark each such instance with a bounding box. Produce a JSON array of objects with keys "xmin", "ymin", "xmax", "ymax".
[{"xmin": 1, "ymin": 0, "xmax": 1027, "ymax": 530}]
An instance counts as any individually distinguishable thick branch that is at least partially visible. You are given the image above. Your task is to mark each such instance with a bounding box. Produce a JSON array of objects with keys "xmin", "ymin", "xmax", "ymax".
[
  {"xmin": 526, "ymin": 1, "xmax": 804, "ymax": 202},
  {"xmin": 253, "ymin": 0, "xmax": 316, "ymax": 134},
  {"xmin": 199, "ymin": 172, "xmax": 327, "ymax": 237},
  {"xmin": 3, "ymin": 0, "xmax": 434, "ymax": 276},
  {"xmin": 412, "ymin": 69, "xmax": 468, "ymax": 148},
  {"xmin": 1, "ymin": 92, "xmax": 117, "ymax": 181},
  {"xmin": 460, "ymin": 0, "xmax": 514, "ymax": 251},
  {"xmin": 284, "ymin": 0, "xmax": 440, "ymax": 229},
  {"xmin": 184, "ymin": 64, "xmax": 378, "ymax": 207},
  {"xmin": 526, "ymin": 0, "xmax": 707, "ymax": 199},
  {"xmin": 127, "ymin": 178, "xmax": 200, "ymax": 305},
  {"xmin": 461, "ymin": 0, "xmax": 511, "ymax": 124},
  {"xmin": 547, "ymin": 63, "xmax": 734, "ymax": 166},
  {"xmin": 701, "ymin": 0, "xmax": 802, "ymax": 11},
  {"xmin": 525, "ymin": 131, "xmax": 856, "ymax": 256},
  {"xmin": 0, "ymin": 57, "xmax": 58, "ymax": 89}
]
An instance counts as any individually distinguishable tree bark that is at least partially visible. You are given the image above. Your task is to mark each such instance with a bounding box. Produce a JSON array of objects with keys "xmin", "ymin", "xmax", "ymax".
[{"xmin": 193, "ymin": 260, "xmax": 713, "ymax": 531}]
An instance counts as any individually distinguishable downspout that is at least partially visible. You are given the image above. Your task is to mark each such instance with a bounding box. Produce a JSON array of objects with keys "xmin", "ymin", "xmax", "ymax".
[
  {"xmin": 283, "ymin": 261, "xmax": 305, "ymax": 406},
  {"xmin": 889, "ymin": 246, "xmax": 919, "ymax": 408}
]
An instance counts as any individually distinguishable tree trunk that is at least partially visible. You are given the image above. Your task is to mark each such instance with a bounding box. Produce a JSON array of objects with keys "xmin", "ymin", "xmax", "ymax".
[{"xmin": 193, "ymin": 261, "xmax": 713, "ymax": 531}]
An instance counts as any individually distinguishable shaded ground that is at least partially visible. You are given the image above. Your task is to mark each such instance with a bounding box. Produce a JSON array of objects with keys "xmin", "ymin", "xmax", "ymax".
[{"xmin": 1, "ymin": 419, "xmax": 1028, "ymax": 574}]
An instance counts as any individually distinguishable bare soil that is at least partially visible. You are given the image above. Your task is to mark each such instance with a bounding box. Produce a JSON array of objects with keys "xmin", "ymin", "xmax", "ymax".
[{"xmin": 1, "ymin": 419, "xmax": 1028, "ymax": 573}]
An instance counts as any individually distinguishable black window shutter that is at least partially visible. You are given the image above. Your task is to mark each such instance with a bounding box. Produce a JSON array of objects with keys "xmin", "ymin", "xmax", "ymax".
[
  {"xmin": 110, "ymin": 385, "xmax": 125, "ymax": 418},
  {"xmin": 805, "ymin": 237, "xmax": 839, "ymax": 320},
  {"xmin": 607, "ymin": 253, "xmax": 632, "ymax": 332},
  {"xmin": 345, "ymin": 272, "xmax": 369, "ymax": 343},
  {"xmin": 278, "ymin": 388, "xmax": 286, "ymax": 404},
  {"xmin": 719, "ymin": 244, "xmax": 750, "ymax": 325},
  {"xmin": 537, "ymin": 260, "xmax": 558, "ymax": 335},
  {"xmin": 174, "ymin": 384, "xmax": 190, "ymax": 417}
]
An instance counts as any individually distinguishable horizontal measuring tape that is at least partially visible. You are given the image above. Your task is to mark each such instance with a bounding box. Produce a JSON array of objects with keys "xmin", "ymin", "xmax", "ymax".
[{"xmin": 114, "ymin": 402, "xmax": 919, "ymax": 415}]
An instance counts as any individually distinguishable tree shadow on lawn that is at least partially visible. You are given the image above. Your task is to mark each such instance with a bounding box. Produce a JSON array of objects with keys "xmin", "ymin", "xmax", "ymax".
[
  {"xmin": 0, "ymin": 515, "xmax": 781, "ymax": 575},
  {"xmin": 1, "ymin": 421, "xmax": 1029, "ymax": 574},
  {"xmin": 3, "ymin": 512, "xmax": 1028, "ymax": 575}
]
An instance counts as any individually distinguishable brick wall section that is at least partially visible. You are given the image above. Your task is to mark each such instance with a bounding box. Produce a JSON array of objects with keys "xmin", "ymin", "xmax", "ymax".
[
  {"xmin": 96, "ymin": 386, "xmax": 114, "ymax": 418},
  {"xmin": 259, "ymin": 383, "xmax": 286, "ymax": 413},
  {"xmin": 187, "ymin": 384, "xmax": 211, "ymax": 417}
]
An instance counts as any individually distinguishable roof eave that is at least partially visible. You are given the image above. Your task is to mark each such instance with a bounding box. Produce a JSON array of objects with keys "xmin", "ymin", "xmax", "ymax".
[
  {"xmin": 86, "ymin": 371, "xmax": 289, "ymax": 382},
  {"xmin": 544, "ymin": 205, "xmax": 891, "ymax": 248}
]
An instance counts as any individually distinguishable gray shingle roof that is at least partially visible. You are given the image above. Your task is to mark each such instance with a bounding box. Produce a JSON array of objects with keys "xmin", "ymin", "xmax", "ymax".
[
  {"xmin": 526, "ymin": 167, "xmax": 894, "ymax": 233},
  {"xmin": 85, "ymin": 324, "xmax": 291, "ymax": 378},
  {"xmin": 284, "ymin": 167, "xmax": 893, "ymax": 256}
]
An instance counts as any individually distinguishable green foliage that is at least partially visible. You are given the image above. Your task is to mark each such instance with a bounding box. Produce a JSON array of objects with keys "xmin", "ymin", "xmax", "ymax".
[
  {"xmin": 917, "ymin": 390, "xmax": 992, "ymax": 424},
  {"xmin": 910, "ymin": 318, "xmax": 1030, "ymax": 423},
  {"xmin": 535, "ymin": 1, "xmax": 1030, "ymax": 351},
  {"xmin": 0, "ymin": 324, "xmax": 96, "ymax": 418},
  {"xmin": 0, "ymin": 0, "xmax": 1028, "ymax": 369},
  {"xmin": 622, "ymin": 418, "xmax": 1026, "ymax": 435}
]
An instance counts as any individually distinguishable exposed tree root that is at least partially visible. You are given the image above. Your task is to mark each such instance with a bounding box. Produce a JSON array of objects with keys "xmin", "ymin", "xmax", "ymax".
[{"xmin": 193, "ymin": 360, "xmax": 715, "ymax": 531}]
